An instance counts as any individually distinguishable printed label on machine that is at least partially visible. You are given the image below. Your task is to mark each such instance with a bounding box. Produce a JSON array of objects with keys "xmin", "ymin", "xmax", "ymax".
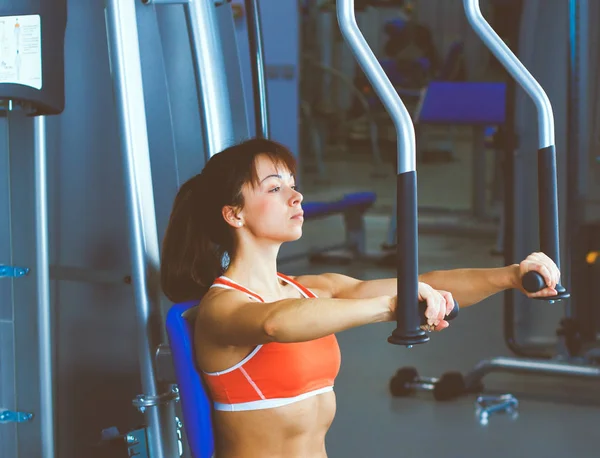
[{"xmin": 0, "ymin": 15, "xmax": 42, "ymax": 90}]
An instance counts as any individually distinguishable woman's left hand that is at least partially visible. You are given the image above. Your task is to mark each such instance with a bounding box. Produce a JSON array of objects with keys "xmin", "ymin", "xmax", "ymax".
[{"xmin": 517, "ymin": 252, "xmax": 561, "ymax": 298}]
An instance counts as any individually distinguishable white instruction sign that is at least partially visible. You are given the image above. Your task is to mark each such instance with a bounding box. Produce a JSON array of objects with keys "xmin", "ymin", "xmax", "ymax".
[{"xmin": 0, "ymin": 15, "xmax": 42, "ymax": 90}]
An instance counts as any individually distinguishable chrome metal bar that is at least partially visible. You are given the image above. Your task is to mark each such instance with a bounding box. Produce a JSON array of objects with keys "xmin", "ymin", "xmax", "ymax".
[
  {"xmin": 337, "ymin": 0, "xmax": 415, "ymax": 173},
  {"xmin": 104, "ymin": 1, "xmax": 179, "ymax": 457},
  {"xmin": 34, "ymin": 115, "xmax": 54, "ymax": 458},
  {"xmin": 184, "ymin": 0, "xmax": 235, "ymax": 158},
  {"xmin": 244, "ymin": 0, "xmax": 270, "ymax": 138},
  {"xmin": 464, "ymin": 356, "xmax": 600, "ymax": 389},
  {"xmin": 463, "ymin": 0, "xmax": 554, "ymax": 148}
]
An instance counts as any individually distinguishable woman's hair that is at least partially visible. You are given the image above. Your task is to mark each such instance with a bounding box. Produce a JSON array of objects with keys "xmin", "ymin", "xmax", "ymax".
[{"xmin": 160, "ymin": 138, "xmax": 297, "ymax": 303}]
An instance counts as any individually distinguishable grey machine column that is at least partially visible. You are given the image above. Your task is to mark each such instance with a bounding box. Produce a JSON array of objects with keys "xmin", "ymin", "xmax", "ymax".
[
  {"xmin": 184, "ymin": 0, "xmax": 236, "ymax": 158},
  {"xmin": 34, "ymin": 114, "xmax": 53, "ymax": 458},
  {"xmin": 142, "ymin": 0, "xmax": 237, "ymax": 158},
  {"xmin": 104, "ymin": 1, "xmax": 179, "ymax": 457}
]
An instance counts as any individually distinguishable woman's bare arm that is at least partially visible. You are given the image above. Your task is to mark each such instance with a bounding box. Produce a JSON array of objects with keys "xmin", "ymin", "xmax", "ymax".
[{"xmin": 199, "ymin": 289, "xmax": 392, "ymax": 346}]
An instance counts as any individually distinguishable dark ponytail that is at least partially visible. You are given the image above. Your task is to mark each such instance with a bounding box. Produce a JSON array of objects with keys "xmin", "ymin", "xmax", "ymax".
[
  {"xmin": 160, "ymin": 138, "xmax": 297, "ymax": 303},
  {"xmin": 160, "ymin": 176, "xmax": 220, "ymax": 302}
]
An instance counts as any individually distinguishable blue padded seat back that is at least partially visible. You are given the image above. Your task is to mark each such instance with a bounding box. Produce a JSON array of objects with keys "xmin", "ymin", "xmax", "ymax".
[{"xmin": 166, "ymin": 302, "xmax": 214, "ymax": 458}]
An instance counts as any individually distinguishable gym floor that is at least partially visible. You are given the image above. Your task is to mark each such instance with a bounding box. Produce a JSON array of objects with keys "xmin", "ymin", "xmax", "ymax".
[{"xmin": 279, "ymin": 133, "xmax": 600, "ymax": 458}]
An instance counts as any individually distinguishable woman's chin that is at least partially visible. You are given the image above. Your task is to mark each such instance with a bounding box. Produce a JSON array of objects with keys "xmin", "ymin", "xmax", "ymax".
[{"xmin": 286, "ymin": 227, "xmax": 303, "ymax": 242}]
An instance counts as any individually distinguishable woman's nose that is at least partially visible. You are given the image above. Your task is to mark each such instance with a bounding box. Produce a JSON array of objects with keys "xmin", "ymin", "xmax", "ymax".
[{"xmin": 290, "ymin": 188, "xmax": 303, "ymax": 205}]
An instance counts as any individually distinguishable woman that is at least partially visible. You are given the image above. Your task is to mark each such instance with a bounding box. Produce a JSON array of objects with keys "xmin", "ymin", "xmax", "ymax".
[{"xmin": 161, "ymin": 138, "xmax": 561, "ymax": 458}]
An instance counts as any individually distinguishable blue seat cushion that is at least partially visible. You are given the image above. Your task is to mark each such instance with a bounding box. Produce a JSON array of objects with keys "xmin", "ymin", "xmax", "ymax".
[{"xmin": 166, "ymin": 301, "xmax": 214, "ymax": 458}]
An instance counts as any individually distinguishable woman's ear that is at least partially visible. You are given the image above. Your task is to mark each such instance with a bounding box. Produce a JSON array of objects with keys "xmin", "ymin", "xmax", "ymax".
[{"xmin": 222, "ymin": 205, "xmax": 244, "ymax": 228}]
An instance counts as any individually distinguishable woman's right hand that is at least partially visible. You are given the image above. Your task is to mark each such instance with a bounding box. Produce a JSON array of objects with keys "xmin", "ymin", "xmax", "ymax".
[{"xmin": 384, "ymin": 282, "xmax": 452, "ymax": 331}]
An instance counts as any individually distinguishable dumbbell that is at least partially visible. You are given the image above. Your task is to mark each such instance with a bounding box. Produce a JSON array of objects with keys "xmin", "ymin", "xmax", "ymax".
[{"xmin": 389, "ymin": 367, "xmax": 482, "ymax": 401}]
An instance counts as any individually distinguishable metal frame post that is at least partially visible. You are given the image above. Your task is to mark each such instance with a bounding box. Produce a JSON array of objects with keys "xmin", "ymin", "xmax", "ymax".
[
  {"xmin": 104, "ymin": 1, "xmax": 179, "ymax": 457},
  {"xmin": 244, "ymin": 0, "xmax": 270, "ymax": 138},
  {"xmin": 184, "ymin": 0, "xmax": 236, "ymax": 158},
  {"xmin": 34, "ymin": 114, "xmax": 55, "ymax": 458}
]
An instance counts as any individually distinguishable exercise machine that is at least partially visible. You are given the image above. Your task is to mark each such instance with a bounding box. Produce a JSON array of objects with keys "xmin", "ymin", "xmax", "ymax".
[{"xmin": 0, "ymin": 3, "xmax": 66, "ymax": 458}]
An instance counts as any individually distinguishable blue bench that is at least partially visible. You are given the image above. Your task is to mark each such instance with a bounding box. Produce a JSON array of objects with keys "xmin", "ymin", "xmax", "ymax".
[
  {"xmin": 382, "ymin": 81, "xmax": 506, "ymax": 250},
  {"xmin": 417, "ymin": 81, "xmax": 506, "ymax": 216},
  {"xmin": 166, "ymin": 301, "xmax": 214, "ymax": 458},
  {"xmin": 279, "ymin": 191, "xmax": 377, "ymax": 264},
  {"xmin": 302, "ymin": 191, "xmax": 376, "ymax": 218},
  {"xmin": 417, "ymin": 81, "xmax": 506, "ymax": 126}
]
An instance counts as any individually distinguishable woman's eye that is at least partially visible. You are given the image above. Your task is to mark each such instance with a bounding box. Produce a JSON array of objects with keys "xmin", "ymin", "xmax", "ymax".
[{"xmin": 269, "ymin": 187, "xmax": 280, "ymax": 193}]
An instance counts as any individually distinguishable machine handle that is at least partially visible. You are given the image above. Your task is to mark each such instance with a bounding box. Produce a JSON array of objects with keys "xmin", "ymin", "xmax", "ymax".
[
  {"xmin": 521, "ymin": 271, "xmax": 569, "ymax": 299},
  {"xmin": 521, "ymin": 271, "xmax": 546, "ymax": 293},
  {"xmin": 419, "ymin": 300, "xmax": 460, "ymax": 326}
]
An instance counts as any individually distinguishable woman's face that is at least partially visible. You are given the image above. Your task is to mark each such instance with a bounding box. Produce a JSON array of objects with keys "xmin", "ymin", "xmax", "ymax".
[{"xmin": 236, "ymin": 154, "xmax": 304, "ymax": 243}]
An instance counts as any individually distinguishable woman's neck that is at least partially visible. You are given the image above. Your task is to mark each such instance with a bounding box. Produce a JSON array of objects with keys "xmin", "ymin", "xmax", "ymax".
[{"xmin": 224, "ymin": 243, "xmax": 284, "ymax": 297}]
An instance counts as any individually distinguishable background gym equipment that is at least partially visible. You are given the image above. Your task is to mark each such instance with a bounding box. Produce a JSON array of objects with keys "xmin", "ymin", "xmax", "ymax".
[
  {"xmin": 474, "ymin": 394, "xmax": 519, "ymax": 426},
  {"xmin": 389, "ymin": 367, "xmax": 478, "ymax": 401}
]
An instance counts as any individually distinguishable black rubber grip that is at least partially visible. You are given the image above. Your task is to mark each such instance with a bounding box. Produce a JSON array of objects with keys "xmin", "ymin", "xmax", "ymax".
[
  {"xmin": 419, "ymin": 300, "xmax": 459, "ymax": 326},
  {"xmin": 522, "ymin": 271, "xmax": 546, "ymax": 293},
  {"xmin": 537, "ymin": 146, "xmax": 561, "ymax": 267}
]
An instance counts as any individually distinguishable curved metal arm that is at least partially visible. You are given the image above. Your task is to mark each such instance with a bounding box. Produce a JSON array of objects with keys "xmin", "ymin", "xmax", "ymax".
[
  {"xmin": 337, "ymin": 0, "xmax": 427, "ymax": 347},
  {"xmin": 337, "ymin": 0, "xmax": 415, "ymax": 173},
  {"xmin": 464, "ymin": 0, "xmax": 568, "ymax": 301},
  {"xmin": 463, "ymin": 0, "xmax": 554, "ymax": 149}
]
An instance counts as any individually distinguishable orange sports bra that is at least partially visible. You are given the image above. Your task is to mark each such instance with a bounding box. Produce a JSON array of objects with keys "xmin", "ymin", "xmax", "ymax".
[{"xmin": 201, "ymin": 273, "xmax": 341, "ymax": 412}]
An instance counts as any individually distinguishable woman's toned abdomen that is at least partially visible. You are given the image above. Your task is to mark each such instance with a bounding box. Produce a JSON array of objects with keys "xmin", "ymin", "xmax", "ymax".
[{"xmin": 213, "ymin": 391, "xmax": 336, "ymax": 458}]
